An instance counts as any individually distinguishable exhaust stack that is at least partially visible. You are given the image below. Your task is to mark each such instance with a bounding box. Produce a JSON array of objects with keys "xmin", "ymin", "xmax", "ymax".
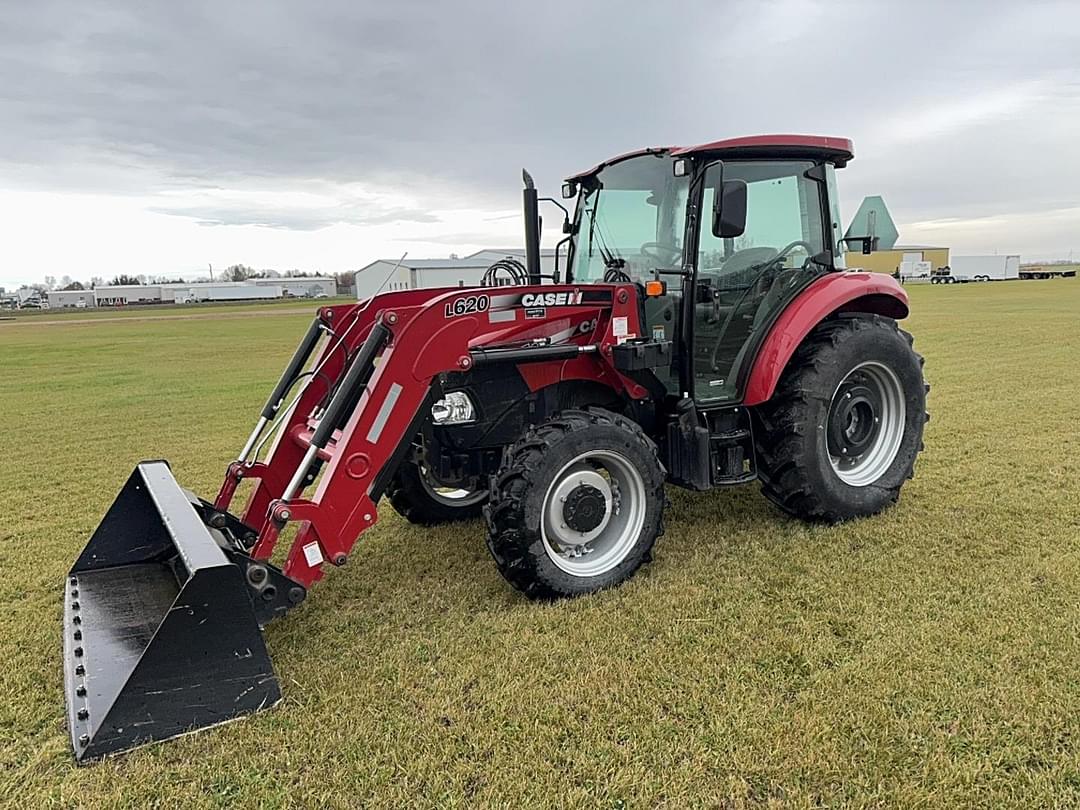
[{"xmin": 522, "ymin": 168, "xmax": 542, "ymax": 284}]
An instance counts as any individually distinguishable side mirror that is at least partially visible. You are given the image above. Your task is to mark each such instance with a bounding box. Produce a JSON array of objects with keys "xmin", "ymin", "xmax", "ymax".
[
  {"xmin": 712, "ymin": 179, "xmax": 747, "ymax": 239},
  {"xmin": 839, "ymin": 236, "xmax": 879, "ymax": 255},
  {"xmin": 561, "ymin": 181, "xmax": 577, "ymax": 199}
]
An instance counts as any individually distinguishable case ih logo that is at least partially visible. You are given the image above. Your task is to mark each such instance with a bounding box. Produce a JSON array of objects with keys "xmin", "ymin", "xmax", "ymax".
[{"xmin": 520, "ymin": 291, "xmax": 583, "ymax": 307}]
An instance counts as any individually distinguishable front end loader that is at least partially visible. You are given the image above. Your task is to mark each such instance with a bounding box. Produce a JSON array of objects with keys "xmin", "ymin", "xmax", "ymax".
[{"xmin": 63, "ymin": 135, "xmax": 928, "ymax": 761}]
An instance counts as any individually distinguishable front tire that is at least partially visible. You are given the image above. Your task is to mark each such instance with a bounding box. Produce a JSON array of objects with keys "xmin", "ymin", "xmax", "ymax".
[
  {"xmin": 755, "ymin": 315, "xmax": 928, "ymax": 523},
  {"xmin": 485, "ymin": 408, "xmax": 666, "ymax": 600}
]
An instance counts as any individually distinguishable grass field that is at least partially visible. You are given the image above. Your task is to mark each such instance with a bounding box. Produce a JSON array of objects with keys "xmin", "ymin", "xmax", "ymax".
[
  {"xmin": 1, "ymin": 294, "xmax": 355, "ymax": 321},
  {"xmin": 2, "ymin": 280, "xmax": 1079, "ymax": 808}
]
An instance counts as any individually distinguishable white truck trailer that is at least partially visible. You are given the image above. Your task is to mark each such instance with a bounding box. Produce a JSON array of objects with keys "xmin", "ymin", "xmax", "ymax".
[
  {"xmin": 948, "ymin": 255, "xmax": 1020, "ymax": 282},
  {"xmin": 174, "ymin": 284, "xmax": 283, "ymax": 303}
]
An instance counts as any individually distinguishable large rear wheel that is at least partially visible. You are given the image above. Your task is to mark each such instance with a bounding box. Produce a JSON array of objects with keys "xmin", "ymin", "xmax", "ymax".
[
  {"xmin": 485, "ymin": 408, "xmax": 666, "ymax": 599},
  {"xmin": 755, "ymin": 315, "xmax": 928, "ymax": 522}
]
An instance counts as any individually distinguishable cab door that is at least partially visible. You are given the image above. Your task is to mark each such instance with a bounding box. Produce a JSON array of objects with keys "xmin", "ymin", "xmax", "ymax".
[{"xmin": 691, "ymin": 160, "xmax": 829, "ymax": 403}]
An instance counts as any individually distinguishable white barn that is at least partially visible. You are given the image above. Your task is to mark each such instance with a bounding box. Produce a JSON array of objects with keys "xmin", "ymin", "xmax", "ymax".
[{"xmin": 354, "ymin": 249, "xmax": 561, "ymax": 300}]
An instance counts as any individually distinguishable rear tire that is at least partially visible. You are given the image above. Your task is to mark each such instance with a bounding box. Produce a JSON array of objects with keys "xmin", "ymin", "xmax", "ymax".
[
  {"xmin": 386, "ymin": 460, "xmax": 486, "ymax": 526},
  {"xmin": 484, "ymin": 408, "xmax": 666, "ymax": 600},
  {"xmin": 755, "ymin": 315, "xmax": 928, "ymax": 523}
]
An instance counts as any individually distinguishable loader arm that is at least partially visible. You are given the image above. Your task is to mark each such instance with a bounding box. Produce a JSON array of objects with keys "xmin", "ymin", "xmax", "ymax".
[
  {"xmin": 218, "ymin": 284, "xmax": 646, "ymax": 588},
  {"xmin": 214, "ymin": 288, "xmax": 445, "ymax": 526}
]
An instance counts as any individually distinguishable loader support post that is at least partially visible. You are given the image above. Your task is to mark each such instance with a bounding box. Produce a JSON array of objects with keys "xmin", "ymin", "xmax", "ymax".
[
  {"xmin": 281, "ymin": 320, "xmax": 391, "ymax": 501},
  {"xmin": 313, "ymin": 321, "xmax": 391, "ymax": 445},
  {"xmin": 261, "ymin": 317, "xmax": 324, "ymax": 422},
  {"xmin": 233, "ymin": 316, "xmax": 327, "ymax": 473}
]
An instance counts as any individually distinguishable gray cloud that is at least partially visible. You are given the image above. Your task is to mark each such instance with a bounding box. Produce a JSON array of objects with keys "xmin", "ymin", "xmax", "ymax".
[
  {"xmin": 147, "ymin": 203, "xmax": 440, "ymax": 230},
  {"xmin": 392, "ymin": 230, "xmax": 520, "ymax": 246},
  {"xmin": 0, "ymin": 0, "xmax": 1078, "ymax": 245}
]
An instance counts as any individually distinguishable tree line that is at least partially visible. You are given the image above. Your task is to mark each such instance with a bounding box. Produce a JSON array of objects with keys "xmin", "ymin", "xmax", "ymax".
[{"xmin": 10, "ymin": 266, "xmax": 356, "ymax": 295}]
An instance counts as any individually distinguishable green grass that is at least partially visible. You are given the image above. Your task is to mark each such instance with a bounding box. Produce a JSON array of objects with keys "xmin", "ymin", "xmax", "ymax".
[
  {"xmin": 2, "ymin": 295, "xmax": 355, "ymax": 321},
  {"xmin": 1, "ymin": 280, "xmax": 1079, "ymax": 808}
]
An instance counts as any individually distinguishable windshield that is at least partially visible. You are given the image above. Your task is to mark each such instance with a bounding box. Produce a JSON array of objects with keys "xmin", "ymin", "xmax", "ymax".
[{"xmin": 570, "ymin": 154, "xmax": 689, "ymax": 285}]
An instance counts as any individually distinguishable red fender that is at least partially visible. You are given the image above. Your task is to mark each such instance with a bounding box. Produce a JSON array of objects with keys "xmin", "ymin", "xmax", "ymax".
[{"xmin": 742, "ymin": 272, "xmax": 909, "ymax": 406}]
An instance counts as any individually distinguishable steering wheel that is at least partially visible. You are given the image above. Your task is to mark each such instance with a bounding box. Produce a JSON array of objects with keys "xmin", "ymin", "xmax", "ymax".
[
  {"xmin": 773, "ymin": 240, "xmax": 814, "ymax": 264},
  {"xmin": 640, "ymin": 242, "xmax": 682, "ymax": 266},
  {"xmin": 707, "ymin": 240, "xmax": 815, "ymax": 372}
]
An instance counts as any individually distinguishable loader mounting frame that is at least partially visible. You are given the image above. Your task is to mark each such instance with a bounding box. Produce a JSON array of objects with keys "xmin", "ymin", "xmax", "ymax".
[{"xmin": 214, "ymin": 284, "xmax": 649, "ymax": 588}]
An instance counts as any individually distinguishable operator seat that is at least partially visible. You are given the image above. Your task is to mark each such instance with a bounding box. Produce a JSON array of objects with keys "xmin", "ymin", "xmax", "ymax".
[{"xmin": 696, "ymin": 247, "xmax": 779, "ymax": 324}]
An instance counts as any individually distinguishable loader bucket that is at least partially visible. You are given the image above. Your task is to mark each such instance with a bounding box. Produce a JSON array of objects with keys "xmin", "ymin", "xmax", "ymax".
[{"xmin": 63, "ymin": 461, "xmax": 285, "ymax": 762}]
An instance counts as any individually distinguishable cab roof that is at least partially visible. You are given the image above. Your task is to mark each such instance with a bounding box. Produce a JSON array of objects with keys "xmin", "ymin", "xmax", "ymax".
[{"xmin": 565, "ymin": 135, "xmax": 854, "ymax": 181}]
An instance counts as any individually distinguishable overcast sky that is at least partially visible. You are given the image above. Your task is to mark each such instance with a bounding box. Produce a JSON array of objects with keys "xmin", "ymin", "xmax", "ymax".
[{"xmin": 1, "ymin": 0, "xmax": 1078, "ymax": 288}]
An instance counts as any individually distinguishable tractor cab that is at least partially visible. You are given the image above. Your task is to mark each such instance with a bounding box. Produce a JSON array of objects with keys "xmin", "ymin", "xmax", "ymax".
[{"xmin": 561, "ymin": 135, "xmax": 853, "ymax": 404}]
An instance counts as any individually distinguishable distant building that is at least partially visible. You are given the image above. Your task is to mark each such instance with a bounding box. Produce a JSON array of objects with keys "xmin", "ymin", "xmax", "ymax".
[
  {"xmin": 16, "ymin": 287, "xmax": 43, "ymax": 305},
  {"xmin": 354, "ymin": 249, "xmax": 560, "ymax": 300},
  {"xmin": 46, "ymin": 289, "xmax": 95, "ymax": 308},
  {"xmin": 89, "ymin": 277, "xmax": 337, "ymax": 306},
  {"xmin": 94, "ymin": 284, "xmax": 166, "ymax": 306},
  {"xmin": 846, "ymin": 246, "xmax": 951, "ymax": 277},
  {"xmin": 465, "ymin": 249, "xmax": 561, "ymax": 279},
  {"xmin": 844, "ymin": 196, "xmax": 900, "ymax": 251},
  {"xmin": 842, "ymin": 196, "xmax": 950, "ymax": 277},
  {"xmin": 354, "ymin": 257, "xmax": 492, "ymax": 299},
  {"xmin": 170, "ymin": 283, "xmax": 281, "ymax": 303},
  {"xmin": 252, "ymin": 277, "xmax": 336, "ymax": 298}
]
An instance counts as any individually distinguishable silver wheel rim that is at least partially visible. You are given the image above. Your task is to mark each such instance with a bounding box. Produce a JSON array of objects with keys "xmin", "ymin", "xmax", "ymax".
[
  {"xmin": 827, "ymin": 361, "xmax": 906, "ymax": 487},
  {"xmin": 418, "ymin": 464, "xmax": 486, "ymax": 507},
  {"xmin": 541, "ymin": 449, "xmax": 647, "ymax": 577}
]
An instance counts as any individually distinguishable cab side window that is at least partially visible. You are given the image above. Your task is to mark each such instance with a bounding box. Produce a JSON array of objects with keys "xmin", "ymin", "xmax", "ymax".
[{"xmin": 693, "ymin": 160, "xmax": 826, "ymax": 401}]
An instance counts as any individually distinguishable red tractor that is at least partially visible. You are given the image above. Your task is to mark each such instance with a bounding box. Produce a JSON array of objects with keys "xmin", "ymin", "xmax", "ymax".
[{"xmin": 63, "ymin": 135, "xmax": 927, "ymax": 760}]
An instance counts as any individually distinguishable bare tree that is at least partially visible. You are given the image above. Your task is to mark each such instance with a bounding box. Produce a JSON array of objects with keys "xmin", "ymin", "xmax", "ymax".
[
  {"xmin": 225, "ymin": 264, "xmax": 254, "ymax": 282},
  {"xmin": 333, "ymin": 270, "xmax": 355, "ymax": 295}
]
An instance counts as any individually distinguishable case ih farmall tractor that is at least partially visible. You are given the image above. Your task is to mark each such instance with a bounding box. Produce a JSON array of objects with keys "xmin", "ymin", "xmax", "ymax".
[{"xmin": 63, "ymin": 135, "xmax": 927, "ymax": 760}]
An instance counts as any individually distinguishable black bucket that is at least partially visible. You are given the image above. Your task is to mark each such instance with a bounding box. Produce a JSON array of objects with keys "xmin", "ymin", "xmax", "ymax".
[{"xmin": 63, "ymin": 461, "xmax": 297, "ymax": 762}]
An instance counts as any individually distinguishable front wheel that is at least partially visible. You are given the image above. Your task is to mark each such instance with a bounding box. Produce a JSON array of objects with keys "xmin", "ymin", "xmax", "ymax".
[
  {"xmin": 485, "ymin": 408, "xmax": 666, "ymax": 600},
  {"xmin": 755, "ymin": 315, "xmax": 928, "ymax": 523}
]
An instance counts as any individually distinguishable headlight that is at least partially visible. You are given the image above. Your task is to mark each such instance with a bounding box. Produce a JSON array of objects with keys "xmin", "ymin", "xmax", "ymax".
[{"xmin": 431, "ymin": 391, "xmax": 476, "ymax": 425}]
